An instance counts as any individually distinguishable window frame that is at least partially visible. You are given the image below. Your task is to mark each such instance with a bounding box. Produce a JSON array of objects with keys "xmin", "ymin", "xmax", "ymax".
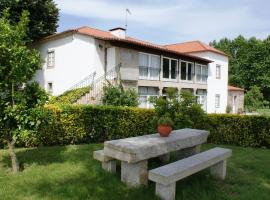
[
  {"xmin": 138, "ymin": 86, "xmax": 159, "ymax": 109},
  {"xmin": 138, "ymin": 52, "xmax": 160, "ymax": 80},
  {"xmin": 47, "ymin": 82, "xmax": 53, "ymax": 94},
  {"xmin": 47, "ymin": 49, "xmax": 55, "ymax": 68},
  {"xmin": 195, "ymin": 63, "xmax": 208, "ymax": 84},
  {"xmin": 215, "ymin": 94, "xmax": 221, "ymax": 108},
  {"xmin": 216, "ymin": 64, "xmax": 221, "ymax": 79},
  {"xmin": 180, "ymin": 60, "xmax": 194, "ymax": 82},
  {"xmin": 161, "ymin": 56, "xmax": 178, "ymax": 82}
]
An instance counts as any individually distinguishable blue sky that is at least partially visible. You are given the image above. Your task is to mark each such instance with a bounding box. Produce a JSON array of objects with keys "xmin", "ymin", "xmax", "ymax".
[{"xmin": 55, "ymin": 0, "xmax": 270, "ymax": 45}]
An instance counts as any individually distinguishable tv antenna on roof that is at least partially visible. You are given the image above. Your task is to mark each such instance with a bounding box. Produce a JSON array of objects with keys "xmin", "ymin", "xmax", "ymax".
[{"xmin": 125, "ymin": 8, "xmax": 132, "ymax": 33}]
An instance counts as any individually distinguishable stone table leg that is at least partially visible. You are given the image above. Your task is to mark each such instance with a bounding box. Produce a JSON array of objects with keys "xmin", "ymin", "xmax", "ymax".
[
  {"xmin": 210, "ymin": 160, "xmax": 227, "ymax": 180},
  {"xmin": 176, "ymin": 145, "xmax": 201, "ymax": 160},
  {"xmin": 156, "ymin": 182, "xmax": 176, "ymax": 200},
  {"xmin": 121, "ymin": 160, "xmax": 148, "ymax": 187}
]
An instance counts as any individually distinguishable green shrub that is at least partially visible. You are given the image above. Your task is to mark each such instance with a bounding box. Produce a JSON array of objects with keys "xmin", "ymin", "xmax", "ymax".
[
  {"xmin": 49, "ymin": 86, "xmax": 90, "ymax": 104},
  {"xmin": 158, "ymin": 116, "xmax": 174, "ymax": 126},
  {"xmin": 1, "ymin": 104, "xmax": 270, "ymax": 148},
  {"xmin": 102, "ymin": 84, "xmax": 138, "ymax": 107}
]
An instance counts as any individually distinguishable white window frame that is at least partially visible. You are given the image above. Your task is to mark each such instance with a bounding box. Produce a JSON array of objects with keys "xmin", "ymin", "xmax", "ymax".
[
  {"xmin": 47, "ymin": 49, "xmax": 55, "ymax": 68},
  {"xmin": 215, "ymin": 94, "xmax": 221, "ymax": 108},
  {"xmin": 138, "ymin": 86, "xmax": 159, "ymax": 109},
  {"xmin": 161, "ymin": 56, "xmax": 178, "ymax": 82},
  {"xmin": 195, "ymin": 63, "xmax": 208, "ymax": 84},
  {"xmin": 216, "ymin": 64, "xmax": 221, "ymax": 79},
  {"xmin": 179, "ymin": 60, "xmax": 194, "ymax": 83},
  {"xmin": 47, "ymin": 82, "xmax": 53, "ymax": 94},
  {"xmin": 139, "ymin": 52, "xmax": 160, "ymax": 80}
]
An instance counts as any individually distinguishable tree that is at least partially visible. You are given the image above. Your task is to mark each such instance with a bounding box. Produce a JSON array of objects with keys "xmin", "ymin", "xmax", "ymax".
[
  {"xmin": 210, "ymin": 35, "xmax": 270, "ymax": 100},
  {"xmin": 0, "ymin": 10, "xmax": 47, "ymax": 172},
  {"xmin": 0, "ymin": 0, "xmax": 59, "ymax": 41},
  {"xmin": 244, "ymin": 86, "xmax": 267, "ymax": 111}
]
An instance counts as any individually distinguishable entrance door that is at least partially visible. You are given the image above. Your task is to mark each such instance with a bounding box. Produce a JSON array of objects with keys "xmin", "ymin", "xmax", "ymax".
[{"xmin": 232, "ymin": 95, "xmax": 237, "ymax": 113}]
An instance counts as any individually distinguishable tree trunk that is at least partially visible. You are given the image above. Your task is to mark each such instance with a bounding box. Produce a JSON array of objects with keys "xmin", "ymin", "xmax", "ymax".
[{"xmin": 7, "ymin": 140, "xmax": 19, "ymax": 173}]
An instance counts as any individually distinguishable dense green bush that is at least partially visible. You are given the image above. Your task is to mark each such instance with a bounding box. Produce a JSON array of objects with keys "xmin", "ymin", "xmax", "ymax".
[
  {"xmin": 49, "ymin": 87, "xmax": 90, "ymax": 104},
  {"xmin": 1, "ymin": 105, "xmax": 270, "ymax": 148},
  {"xmin": 202, "ymin": 114, "xmax": 270, "ymax": 148}
]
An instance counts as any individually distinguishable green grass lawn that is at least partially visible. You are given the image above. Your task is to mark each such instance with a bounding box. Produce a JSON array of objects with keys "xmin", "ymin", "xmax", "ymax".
[
  {"xmin": 257, "ymin": 108, "xmax": 270, "ymax": 116},
  {"xmin": 0, "ymin": 144, "xmax": 269, "ymax": 200}
]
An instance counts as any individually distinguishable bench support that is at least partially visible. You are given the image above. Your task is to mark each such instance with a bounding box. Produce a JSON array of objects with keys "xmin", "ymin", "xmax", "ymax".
[
  {"xmin": 156, "ymin": 183, "xmax": 176, "ymax": 200},
  {"xmin": 210, "ymin": 160, "xmax": 227, "ymax": 180},
  {"xmin": 121, "ymin": 160, "xmax": 148, "ymax": 187},
  {"xmin": 102, "ymin": 160, "xmax": 116, "ymax": 173},
  {"xmin": 176, "ymin": 145, "xmax": 201, "ymax": 159}
]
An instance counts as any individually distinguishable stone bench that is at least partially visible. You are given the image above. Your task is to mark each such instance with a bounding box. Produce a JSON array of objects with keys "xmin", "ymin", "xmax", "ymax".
[
  {"xmin": 93, "ymin": 150, "xmax": 116, "ymax": 173},
  {"xmin": 148, "ymin": 147, "xmax": 232, "ymax": 200}
]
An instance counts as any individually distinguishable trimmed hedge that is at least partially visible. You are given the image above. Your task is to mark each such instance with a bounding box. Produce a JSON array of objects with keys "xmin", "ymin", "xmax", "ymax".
[
  {"xmin": 1, "ymin": 105, "xmax": 270, "ymax": 148},
  {"xmin": 205, "ymin": 114, "xmax": 270, "ymax": 148}
]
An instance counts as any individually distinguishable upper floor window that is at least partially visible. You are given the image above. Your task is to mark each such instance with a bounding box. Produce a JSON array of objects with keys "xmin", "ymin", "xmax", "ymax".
[
  {"xmin": 195, "ymin": 64, "xmax": 208, "ymax": 83},
  {"xmin": 216, "ymin": 65, "xmax": 221, "ymax": 79},
  {"xmin": 215, "ymin": 94, "xmax": 220, "ymax": 108},
  {"xmin": 47, "ymin": 50, "xmax": 55, "ymax": 68},
  {"xmin": 139, "ymin": 53, "xmax": 160, "ymax": 80},
  {"xmin": 180, "ymin": 61, "xmax": 194, "ymax": 81},
  {"xmin": 162, "ymin": 58, "xmax": 178, "ymax": 80}
]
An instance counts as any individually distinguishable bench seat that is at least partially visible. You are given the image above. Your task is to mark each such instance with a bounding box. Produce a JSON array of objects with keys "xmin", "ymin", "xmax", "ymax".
[
  {"xmin": 148, "ymin": 147, "xmax": 232, "ymax": 200},
  {"xmin": 93, "ymin": 150, "xmax": 116, "ymax": 173}
]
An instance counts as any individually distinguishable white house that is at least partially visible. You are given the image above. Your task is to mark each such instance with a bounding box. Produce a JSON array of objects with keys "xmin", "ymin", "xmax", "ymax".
[{"xmin": 33, "ymin": 26, "xmax": 229, "ymax": 113}]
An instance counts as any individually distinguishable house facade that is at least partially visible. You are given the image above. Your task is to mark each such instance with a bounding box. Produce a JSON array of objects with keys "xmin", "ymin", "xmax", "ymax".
[
  {"xmin": 33, "ymin": 26, "xmax": 229, "ymax": 113},
  {"xmin": 227, "ymin": 85, "xmax": 245, "ymax": 114}
]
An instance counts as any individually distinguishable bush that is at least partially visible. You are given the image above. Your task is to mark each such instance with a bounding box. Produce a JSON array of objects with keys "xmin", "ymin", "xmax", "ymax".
[
  {"xmin": 201, "ymin": 114, "xmax": 270, "ymax": 148},
  {"xmin": 244, "ymin": 86, "xmax": 268, "ymax": 111},
  {"xmin": 102, "ymin": 84, "xmax": 138, "ymax": 107},
  {"xmin": 49, "ymin": 86, "xmax": 90, "ymax": 104},
  {"xmin": 1, "ymin": 105, "xmax": 270, "ymax": 148}
]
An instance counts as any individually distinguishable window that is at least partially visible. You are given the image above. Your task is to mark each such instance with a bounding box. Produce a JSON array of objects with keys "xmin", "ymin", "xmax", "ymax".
[
  {"xmin": 162, "ymin": 57, "xmax": 178, "ymax": 80},
  {"xmin": 139, "ymin": 53, "xmax": 160, "ymax": 80},
  {"xmin": 47, "ymin": 82, "xmax": 53, "ymax": 94},
  {"xmin": 138, "ymin": 87, "xmax": 159, "ymax": 109},
  {"xmin": 180, "ymin": 61, "xmax": 194, "ymax": 81},
  {"xmin": 216, "ymin": 65, "xmax": 221, "ymax": 79},
  {"xmin": 215, "ymin": 94, "xmax": 220, "ymax": 108},
  {"xmin": 196, "ymin": 89, "xmax": 207, "ymax": 111},
  {"xmin": 195, "ymin": 64, "xmax": 208, "ymax": 83},
  {"xmin": 47, "ymin": 50, "xmax": 55, "ymax": 68}
]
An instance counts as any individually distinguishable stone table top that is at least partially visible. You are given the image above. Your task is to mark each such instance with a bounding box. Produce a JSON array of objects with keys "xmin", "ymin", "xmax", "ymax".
[{"xmin": 104, "ymin": 128, "xmax": 209, "ymax": 163}]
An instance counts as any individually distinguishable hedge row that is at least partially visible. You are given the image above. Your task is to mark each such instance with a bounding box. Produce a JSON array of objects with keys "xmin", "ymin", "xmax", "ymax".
[{"xmin": 1, "ymin": 105, "xmax": 270, "ymax": 148}]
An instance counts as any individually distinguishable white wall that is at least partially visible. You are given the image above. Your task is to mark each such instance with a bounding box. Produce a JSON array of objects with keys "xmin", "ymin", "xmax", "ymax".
[
  {"xmin": 33, "ymin": 34, "xmax": 106, "ymax": 95},
  {"xmin": 190, "ymin": 52, "xmax": 228, "ymax": 113}
]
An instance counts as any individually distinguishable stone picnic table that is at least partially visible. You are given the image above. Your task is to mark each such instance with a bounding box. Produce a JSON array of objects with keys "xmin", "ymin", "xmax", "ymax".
[{"xmin": 94, "ymin": 128, "xmax": 209, "ymax": 187}]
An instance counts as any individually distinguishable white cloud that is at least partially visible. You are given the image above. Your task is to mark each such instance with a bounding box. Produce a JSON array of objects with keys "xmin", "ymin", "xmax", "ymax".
[{"xmin": 55, "ymin": 0, "xmax": 270, "ymax": 43}]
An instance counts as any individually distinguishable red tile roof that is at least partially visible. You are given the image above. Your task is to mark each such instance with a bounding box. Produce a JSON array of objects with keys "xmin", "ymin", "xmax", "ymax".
[
  {"xmin": 37, "ymin": 26, "xmax": 212, "ymax": 63},
  {"xmin": 228, "ymin": 85, "xmax": 245, "ymax": 91},
  {"xmin": 164, "ymin": 41, "xmax": 228, "ymax": 57}
]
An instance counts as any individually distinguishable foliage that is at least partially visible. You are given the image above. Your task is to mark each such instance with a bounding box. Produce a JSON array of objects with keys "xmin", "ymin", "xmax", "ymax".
[
  {"xmin": 226, "ymin": 105, "xmax": 232, "ymax": 114},
  {"xmin": 49, "ymin": 86, "xmax": 90, "ymax": 104},
  {"xmin": 0, "ymin": 0, "xmax": 59, "ymax": 41},
  {"xmin": 0, "ymin": 10, "xmax": 46, "ymax": 171},
  {"xmin": 102, "ymin": 83, "xmax": 139, "ymax": 107},
  {"xmin": 150, "ymin": 88, "xmax": 207, "ymax": 129},
  {"xmin": 211, "ymin": 36, "xmax": 270, "ymax": 100},
  {"xmin": 157, "ymin": 116, "xmax": 174, "ymax": 126},
  {"xmin": 244, "ymin": 86, "xmax": 268, "ymax": 111},
  {"xmin": 201, "ymin": 114, "xmax": 270, "ymax": 148}
]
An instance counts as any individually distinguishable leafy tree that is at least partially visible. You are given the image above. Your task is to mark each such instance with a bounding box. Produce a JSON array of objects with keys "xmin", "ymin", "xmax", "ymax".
[
  {"xmin": 244, "ymin": 86, "xmax": 267, "ymax": 111},
  {"xmin": 102, "ymin": 83, "xmax": 139, "ymax": 107},
  {"xmin": 0, "ymin": 10, "xmax": 48, "ymax": 172},
  {"xmin": 0, "ymin": 0, "xmax": 59, "ymax": 41},
  {"xmin": 150, "ymin": 88, "xmax": 207, "ymax": 129},
  {"xmin": 211, "ymin": 35, "xmax": 270, "ymax": 100}
]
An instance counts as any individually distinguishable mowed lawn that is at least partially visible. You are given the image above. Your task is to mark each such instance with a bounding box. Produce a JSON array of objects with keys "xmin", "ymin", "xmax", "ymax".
[{"xmin": 0, "ymin": 144, "xmax": 269, "ymax": 200}]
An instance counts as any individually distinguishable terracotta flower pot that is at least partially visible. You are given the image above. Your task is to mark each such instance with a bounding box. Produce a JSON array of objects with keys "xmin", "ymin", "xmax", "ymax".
[{"xmin": 158, "ymin": 125, "xmax": 172, "ymax": 137}]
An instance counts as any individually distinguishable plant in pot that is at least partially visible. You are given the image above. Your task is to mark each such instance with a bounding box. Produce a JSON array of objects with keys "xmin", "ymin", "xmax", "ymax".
[{"xmin": 157, "ymin": 116, "xmax": 174, "ymax": 137}]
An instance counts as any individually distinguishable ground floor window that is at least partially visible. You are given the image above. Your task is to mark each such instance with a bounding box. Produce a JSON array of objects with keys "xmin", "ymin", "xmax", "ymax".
[
  {"xmin": 215, "ymin": 94, "xmax": 221, "ymax": 108},
  {"xmin": 196, "ymin": 89, "xmax": 207, "ymax": 111},
  {"xmin": 138, "ymin": 86, "xmax": 159, "ymax": 108}
]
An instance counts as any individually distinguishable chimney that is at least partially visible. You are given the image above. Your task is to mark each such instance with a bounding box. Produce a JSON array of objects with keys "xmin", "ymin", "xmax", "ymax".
[{"xmin": 109, "ymin": 27, "xmax": 126, "ymax": 39}]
